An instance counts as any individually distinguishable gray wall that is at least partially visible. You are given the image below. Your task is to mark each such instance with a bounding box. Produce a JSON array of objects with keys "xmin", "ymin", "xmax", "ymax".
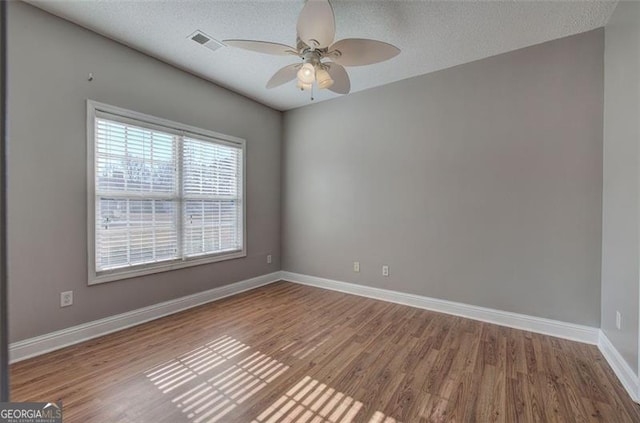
[
  {"xmin": 5, "ymin": 1, "xmax": 612, "ymax": 345},
  {"xmin": 602, "ymin": 1, "xmax": 640, "ymax": 375},
  {"xmin": 283, "ymin": 29, "xmax": 604, "ymax": 326},
  {"xmin": 6, "ymin": 2, "xmax": 281, "ymax": 342}
]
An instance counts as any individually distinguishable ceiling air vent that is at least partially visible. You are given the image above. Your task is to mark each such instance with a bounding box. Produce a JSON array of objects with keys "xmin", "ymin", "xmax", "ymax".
[{"xmin": 189, "ymin": 30, "xmax": 225, "ymax": 52}]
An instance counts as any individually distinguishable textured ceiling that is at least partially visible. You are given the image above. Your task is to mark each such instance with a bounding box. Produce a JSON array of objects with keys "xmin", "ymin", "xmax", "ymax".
[{"xmin": 26, "ymin": 0, "xmax": 617, "ymax": 111}]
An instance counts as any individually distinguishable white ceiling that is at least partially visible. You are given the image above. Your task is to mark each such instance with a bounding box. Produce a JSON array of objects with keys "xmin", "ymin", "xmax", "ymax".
[{"xmin": 26, "ymin": 0, "xmax": 617, "ymax": 111}]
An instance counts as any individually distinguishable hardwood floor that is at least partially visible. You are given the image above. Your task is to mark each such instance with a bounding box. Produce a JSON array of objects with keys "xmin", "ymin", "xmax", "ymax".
[{"xmin": 10, "ymin": 281, "xmax": 640, "ymax": 422}]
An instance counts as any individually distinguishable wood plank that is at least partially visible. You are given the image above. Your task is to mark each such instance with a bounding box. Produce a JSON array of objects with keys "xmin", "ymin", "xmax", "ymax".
[{"xmin": 9, "ymin": 281, "xmax": 640, "ymax": 422}]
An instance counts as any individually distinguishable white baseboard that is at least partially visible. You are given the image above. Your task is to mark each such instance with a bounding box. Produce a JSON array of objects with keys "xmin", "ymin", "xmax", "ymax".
[
  {"xmin": 598, "ymin": 331, "xmax": 640, "ymax": 403},
  {"xmin": 281, "ymin": 271, "xmax": 600, "ymax": 344},
  {"xmin": 9, "ymin": 271, "xmax": 281, "ymax": 363},
  {"xmin": 11, "ymin": 269, "xmax": 640, "ymax": 406},
  {"xmin": 281, "ymin": 272, "xmax": 640, "ymax": 404}
]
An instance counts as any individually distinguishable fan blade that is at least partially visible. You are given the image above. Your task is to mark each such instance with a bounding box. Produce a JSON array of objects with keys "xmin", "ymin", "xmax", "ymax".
[
  {"xmin": 325, "ymin": 63, "xmax": 350, "ymax": 94},
  {"xmin": 223, "ymin": 39, "xmax": 297, "ymax": 56},
  {"xmin": 296, "ymin": 0, "xmax": 335, "ymax": 49},
  {"xmin": 266, "ymin": 64, "xmax": 300, "ymax": 89},
  {"xmin": 329, "ymin": 38, "xmax": 400, "ymax": 66}
]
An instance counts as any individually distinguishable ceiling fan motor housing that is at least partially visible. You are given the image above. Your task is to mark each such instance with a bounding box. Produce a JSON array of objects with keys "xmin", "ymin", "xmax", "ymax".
[{"xmin": 302, "ymin": 50, "xmax": 323, "ymax": 66}]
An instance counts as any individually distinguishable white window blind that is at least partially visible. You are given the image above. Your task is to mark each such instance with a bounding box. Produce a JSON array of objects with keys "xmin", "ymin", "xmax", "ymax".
[
  {"xmin": 90, "ymin": 103, "xmax": 245, "ymax": 283},
  {"xmin": 182, "ymin": 137, "xmax": 243, "ymax": 257},
  {"xmin": 95, "ymin": 118, "xmax": 179, "ymax": 271}
]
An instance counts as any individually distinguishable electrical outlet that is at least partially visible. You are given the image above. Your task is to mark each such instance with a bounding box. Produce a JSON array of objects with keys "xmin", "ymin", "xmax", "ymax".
[
  {"xmin": 60, "ymin": 291, "xmax": 73, "ymax": 308},
  {"xmin": 616, "ymin": 311, "xmax": 622, "ymax": 330},
  {"xmin": 267, "ymin": 254, "xmax": 272, "ymax": 264},
  {"xmin": 353, "ymin": 261, "xmax": 360, "ymax": 273},
  {"xmin": 382, "ymin": 265, "xmax": 389, "ymax": 277}
]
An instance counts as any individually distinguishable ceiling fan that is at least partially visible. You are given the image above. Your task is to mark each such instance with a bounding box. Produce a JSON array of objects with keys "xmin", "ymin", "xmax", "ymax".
[{"xmin": 223, "ymin": 0, "xmax": 400, "ymax": 97}]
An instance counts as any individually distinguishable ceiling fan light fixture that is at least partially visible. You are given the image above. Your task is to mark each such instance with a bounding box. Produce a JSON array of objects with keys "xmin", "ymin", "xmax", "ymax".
[
  {"xmin": 316, "ymin": 68, "xmax": 334, "ymax": 89},
  {"xmin": 224, "ymin": 0, "xmax": 400, "ymax": 97},
  {"xmin": 297, "ymin": 63, "xmax": 316, "ymax": 84}
]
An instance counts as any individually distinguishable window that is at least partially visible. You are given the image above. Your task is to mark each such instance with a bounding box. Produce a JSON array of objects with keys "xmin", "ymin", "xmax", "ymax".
[{"xmin": 87, "ymin": 101, "xmax": 245, "ymax": 284}]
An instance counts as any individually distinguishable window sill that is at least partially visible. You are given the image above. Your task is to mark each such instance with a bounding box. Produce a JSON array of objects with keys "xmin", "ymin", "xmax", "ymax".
[{"xmin": 88, "ymin": 249, "xmax": 246, "ymax": 285}]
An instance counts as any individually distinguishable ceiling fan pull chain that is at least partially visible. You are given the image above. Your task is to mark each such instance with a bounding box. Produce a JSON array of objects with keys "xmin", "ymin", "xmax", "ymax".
[{"xmin": 310, "ymin": 84, "xmax": 314, "ymax": 101}]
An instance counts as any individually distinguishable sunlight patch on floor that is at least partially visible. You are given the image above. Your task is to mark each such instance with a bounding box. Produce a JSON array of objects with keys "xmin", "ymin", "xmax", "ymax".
[
  {"xmin": 145, "ymin": 335, "xmax": 289, "ymax": 423},
  {"xmin": 252, "ymin": 375, "xmax": 367, "ymax": 423},
  {"xmin": 251, "ymin": 375, "xmax": 402, "ymax": 423},
  {"xmin": 368, "ymin": 411, "xmax": 399, "ymax": 423},
  {"xmin": 145, "ymin": 335, "xmax": 250, "ymax": 393}
]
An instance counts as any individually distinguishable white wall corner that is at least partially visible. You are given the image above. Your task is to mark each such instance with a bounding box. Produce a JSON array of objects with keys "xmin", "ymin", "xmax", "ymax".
[
  {"xmin": 598, "ymin": 331, "xmax": 640, "ymax": 404},
  {"xmin": 9, "ymin": 271, "xmax": 282, "ymax": 363},
  {"xmin": 281, "ymin": 272, "xmax": 600, "ymax": 345}
]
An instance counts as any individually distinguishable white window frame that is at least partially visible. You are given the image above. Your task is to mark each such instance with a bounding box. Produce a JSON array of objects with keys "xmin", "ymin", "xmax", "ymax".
[{"xmin": 87, "ymin": 100, "xmax": 247, "ymax": 285}]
